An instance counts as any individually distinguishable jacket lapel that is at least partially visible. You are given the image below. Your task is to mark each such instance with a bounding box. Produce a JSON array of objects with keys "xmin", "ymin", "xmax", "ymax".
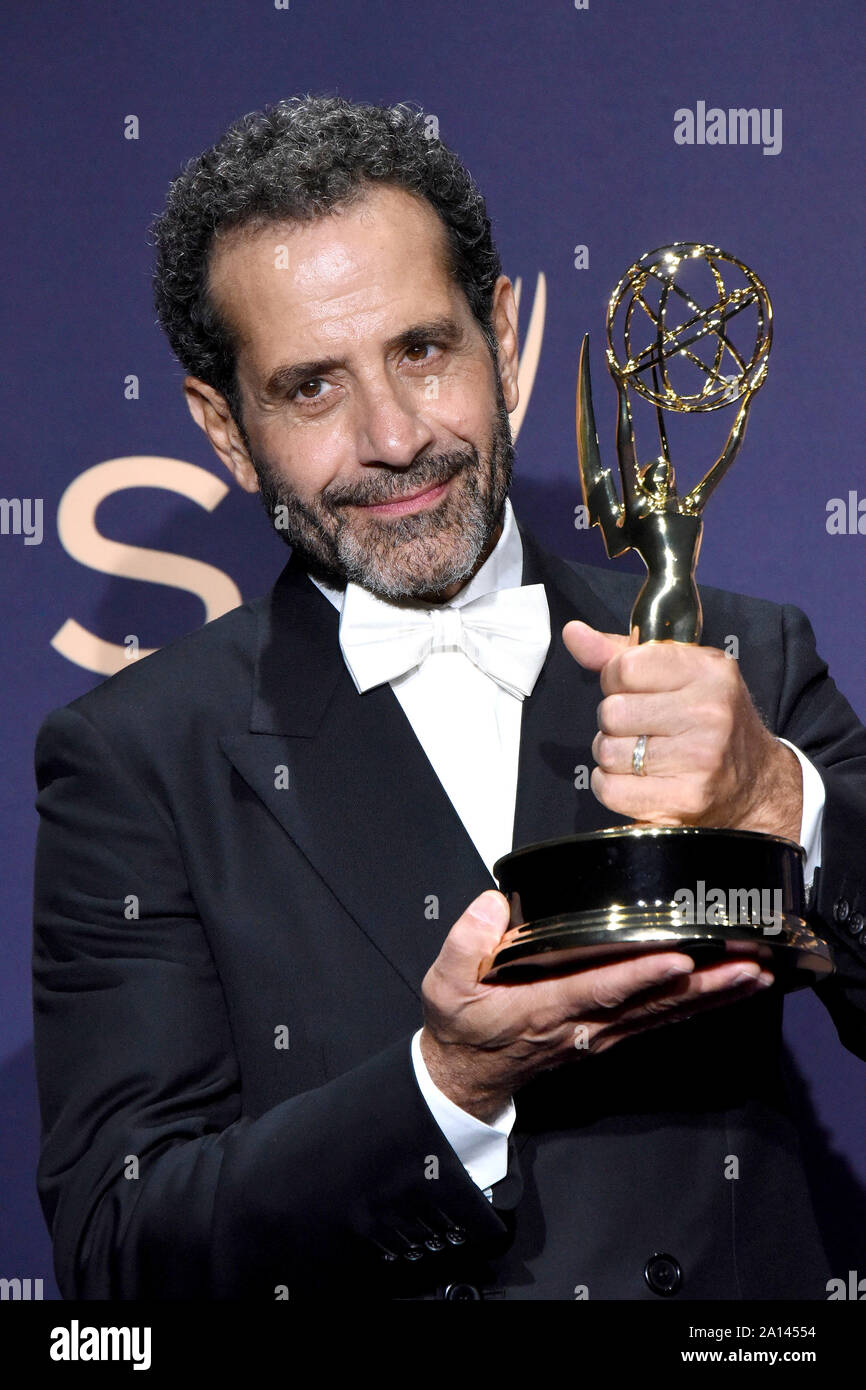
[
  {"xmin": 220, "ymin": 551, "xmax": 494, "ymax": 995},
  {"xmin": 221, "ymin": 520, "xmax": 633, "ymax": 993}
]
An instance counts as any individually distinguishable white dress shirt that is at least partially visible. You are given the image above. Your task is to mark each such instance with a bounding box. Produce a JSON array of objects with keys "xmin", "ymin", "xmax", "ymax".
[{"xmin": 309, "ymin": 497, "xmax": 825, "ymax": 1198}]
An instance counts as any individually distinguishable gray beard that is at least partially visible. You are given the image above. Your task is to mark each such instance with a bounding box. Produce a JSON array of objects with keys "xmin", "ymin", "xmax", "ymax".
[{"xmin": 250, "ymin": 391, "xmax": 514, "ymax": 602}]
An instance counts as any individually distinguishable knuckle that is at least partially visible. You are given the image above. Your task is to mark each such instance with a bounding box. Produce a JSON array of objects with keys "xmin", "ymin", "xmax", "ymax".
[
  {"xmin": 619, "ymin": 648, "xmax": 642, "ymax": 687},
  {"xmin": 680, "ymin": 785, "xmax": 706, "ymax": 817},
  {"xmin": 590, "ymin": 766, "xmax": 607, "ymax": 797},
  {"xmin": 694, "ymin": 699, "xmax": 725, "ymax": 733},
  {"xmin": 597, "ymin": 734, "xmax": 617, "ymax": 768},
  {"xmin": 591, "ymin": 771, "xmax": 625, "ymax": 816},
  {"xmin": 600, "ymin": 693, "xmax": 625, "ymax": 733},
  {"xmin": 692, "ymin": 739, "xmax": 721, "ymax": 773},
  {"xmin": 641, "ymin": 995, "xmax": 677, "ymax": 1018},
  {"xmin": 703, "ymin": 645, "xmax": 728, "ymax": 671},
  {"xmin": 585, "ymin": 978, "xmax": 618, "ymax": 1010}
]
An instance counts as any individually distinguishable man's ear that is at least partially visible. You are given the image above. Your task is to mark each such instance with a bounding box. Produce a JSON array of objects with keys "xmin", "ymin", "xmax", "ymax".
[
  {"xmin": 490, "ymin": 276, "xmax": 520, "ymax": 414},
  {"xmin": 183, "ymin": 376, "xmax": 260, "ymax": 494}
]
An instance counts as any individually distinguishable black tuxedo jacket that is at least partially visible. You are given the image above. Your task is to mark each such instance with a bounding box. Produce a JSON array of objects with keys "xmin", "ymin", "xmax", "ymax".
[{"xmin": 33, "ymin": 516, "xmax": 866, "ymax": 1301}]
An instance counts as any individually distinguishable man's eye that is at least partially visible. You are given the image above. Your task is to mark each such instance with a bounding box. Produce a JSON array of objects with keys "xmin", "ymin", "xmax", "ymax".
[
  {"xmin": 290, "ymin": 378, "xmax": 335, "ymax": 404},
  {"xmin": 295, "ymin": 379, "xmax": 324, "ymax": 399},
  {"xmin": 288, "ymin": 347, "xmax": 438, "ymax": 404},
  {"xmin": 404, "ymin": 342, "xmax": 437, "ymax": 362}
]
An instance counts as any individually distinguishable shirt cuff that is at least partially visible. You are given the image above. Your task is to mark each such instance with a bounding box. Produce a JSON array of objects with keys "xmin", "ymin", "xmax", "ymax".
[
  {"xmin": 410, "ymin": 1029, "xmax": 515, "ymax": 1199},
  {"xmin": 777, "ymin": 737, "xmax": 825, "ymax": 893}
]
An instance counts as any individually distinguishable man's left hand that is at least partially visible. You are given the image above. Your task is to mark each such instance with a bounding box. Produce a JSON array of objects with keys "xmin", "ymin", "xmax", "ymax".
[{"xmin": 563, "ymin": 620, "xmax": 803, "ymax": 844}]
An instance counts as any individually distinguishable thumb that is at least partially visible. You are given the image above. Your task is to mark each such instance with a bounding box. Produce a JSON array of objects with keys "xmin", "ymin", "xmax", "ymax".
[
  {"xmin": 562, "ymin": 619, "xmax": 631, "ymax": 671},
  {"xmin": 439, "ymin": 890, "xmax": 511, "ymax": 973}
]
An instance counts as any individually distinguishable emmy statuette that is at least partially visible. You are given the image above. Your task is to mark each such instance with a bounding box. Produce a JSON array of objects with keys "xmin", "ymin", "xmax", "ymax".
[{"xmin": 481, "ymin": 244, "xmax": 834, "ymax": 988}]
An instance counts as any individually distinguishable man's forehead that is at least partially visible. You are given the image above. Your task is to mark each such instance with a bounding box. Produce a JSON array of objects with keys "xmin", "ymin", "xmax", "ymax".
[{"xmin": 207, "ymin": 184, "xmax": 457, "ymax": 325}]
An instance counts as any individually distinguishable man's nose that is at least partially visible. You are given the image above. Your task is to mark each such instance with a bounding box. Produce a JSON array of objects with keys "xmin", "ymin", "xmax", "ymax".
[{"xmin": 353, "ymin": 374, "xmax": 435, "ymax": 466}]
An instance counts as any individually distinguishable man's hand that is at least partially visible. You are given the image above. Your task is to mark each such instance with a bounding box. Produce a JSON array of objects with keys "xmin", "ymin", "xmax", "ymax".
[
  {"xmin": 420, "ymin": 891, "xmax": 773, "ymax": 1121},
  {"xmin": 562, "ymin": 620, "xmax": 803, "ymax": 843}
]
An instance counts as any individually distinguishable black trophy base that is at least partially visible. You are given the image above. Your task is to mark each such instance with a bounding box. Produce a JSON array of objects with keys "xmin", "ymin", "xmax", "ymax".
[{"xmin": 481, "ymin": 826, "xmax": 834, "ymax": 990}]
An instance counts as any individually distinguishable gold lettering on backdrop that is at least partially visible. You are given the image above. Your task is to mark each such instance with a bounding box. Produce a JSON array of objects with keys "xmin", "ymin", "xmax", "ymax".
[{"xmin": 52, "ymin": 457, "xmax": 242, "ymax": 676}]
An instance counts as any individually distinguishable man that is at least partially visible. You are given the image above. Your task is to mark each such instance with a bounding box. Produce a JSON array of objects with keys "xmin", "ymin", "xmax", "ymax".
[{"xmin": 33, "ymin": 96, "xmax": 866, "ymax": 1301}]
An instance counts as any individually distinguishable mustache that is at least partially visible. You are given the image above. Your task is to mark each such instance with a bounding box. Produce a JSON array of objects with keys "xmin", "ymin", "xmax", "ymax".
[{"xmin": 323, "ymin": 451, "xmax": 474, "ymax": 509}]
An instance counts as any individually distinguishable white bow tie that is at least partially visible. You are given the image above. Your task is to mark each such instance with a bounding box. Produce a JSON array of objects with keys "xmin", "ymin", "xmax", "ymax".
[{"xmin": 338, "ymin": 581, "xmax": 551, "ymax": 699}]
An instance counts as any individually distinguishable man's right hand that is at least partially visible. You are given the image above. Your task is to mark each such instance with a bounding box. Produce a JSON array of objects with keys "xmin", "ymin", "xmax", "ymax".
[{"xmin": 420, "ymin": 889, "xmax": 774, "ymax": 1122}]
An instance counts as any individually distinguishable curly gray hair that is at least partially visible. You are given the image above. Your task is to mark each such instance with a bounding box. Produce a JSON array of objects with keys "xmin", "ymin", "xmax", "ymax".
[{"xmin": 150, "ymin": 95, "xmax": 503, "ymax": 432}]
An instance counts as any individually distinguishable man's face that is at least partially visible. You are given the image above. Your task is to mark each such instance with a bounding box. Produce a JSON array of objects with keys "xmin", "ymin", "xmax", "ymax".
[{"xmin": 194, "ymin": 183, "xmax": 519, "ymax": 602}]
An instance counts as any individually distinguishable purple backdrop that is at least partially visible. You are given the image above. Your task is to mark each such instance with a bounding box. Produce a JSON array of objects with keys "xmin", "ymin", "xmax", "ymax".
[{"xmin": 2, "ymin": 0, "xmax": 864, "ymax": 1299}]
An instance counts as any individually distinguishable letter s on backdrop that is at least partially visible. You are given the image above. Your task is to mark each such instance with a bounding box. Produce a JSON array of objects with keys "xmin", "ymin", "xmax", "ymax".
[{"xmin": 52, "ymin": 457, "xmax": 242, "ymax": 676}]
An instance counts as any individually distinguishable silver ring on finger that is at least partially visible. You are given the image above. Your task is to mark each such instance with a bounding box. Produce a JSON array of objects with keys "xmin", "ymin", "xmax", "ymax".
[{"xmin": 632, "ymin": 734, "xmax": 649, "ymax": 777}]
